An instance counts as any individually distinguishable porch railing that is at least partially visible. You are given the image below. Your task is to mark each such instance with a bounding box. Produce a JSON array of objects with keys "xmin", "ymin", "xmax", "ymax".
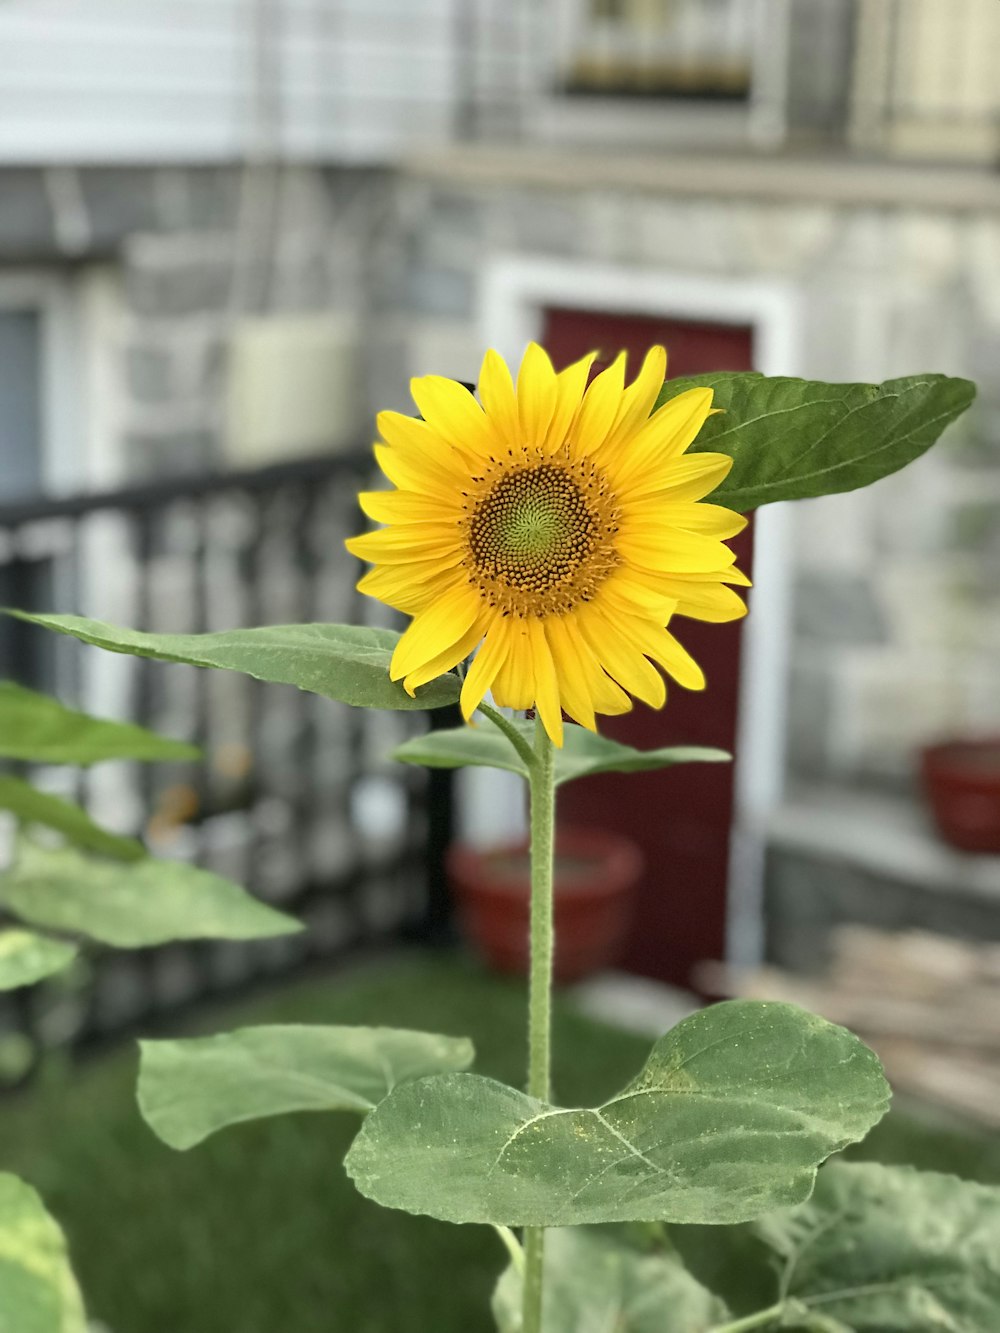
[{"xmin": 0, "ymin": 454, "xmax": 455, "ymax": 1060}]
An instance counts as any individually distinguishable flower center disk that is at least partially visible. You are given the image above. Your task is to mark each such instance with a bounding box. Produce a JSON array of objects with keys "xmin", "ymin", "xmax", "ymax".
[{"xmin": 464, "ymin": 459, "xmax": 620, "ymax": 617}]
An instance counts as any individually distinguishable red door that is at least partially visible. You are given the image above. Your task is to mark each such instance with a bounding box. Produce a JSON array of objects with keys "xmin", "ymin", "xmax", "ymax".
[{"xmin": 543, "ymin": 307, "xmax": 754, "ymax": 988}]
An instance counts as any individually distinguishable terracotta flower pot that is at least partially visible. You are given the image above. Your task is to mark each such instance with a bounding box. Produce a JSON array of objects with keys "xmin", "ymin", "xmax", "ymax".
[
  {"xmin": 447, "ymin": 825, "xmax": 643, "ymax": 983},
  {"xmin": 920, "ymin": 738, "xmax": 1000, "ymax": 853}
]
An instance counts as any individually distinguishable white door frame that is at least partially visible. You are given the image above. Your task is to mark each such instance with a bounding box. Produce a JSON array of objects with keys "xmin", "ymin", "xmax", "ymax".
[{"xmin": 475, "ymin": 254, "xmax": 805, "ymax": 967}]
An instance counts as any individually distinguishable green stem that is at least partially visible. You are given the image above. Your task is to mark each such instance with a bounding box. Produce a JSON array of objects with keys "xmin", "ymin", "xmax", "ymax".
[
  {"xmin": 522, "ymin": 1228, "xmax": 545, "ymax": 1332},
  {"xmin": 493, "ymin": 1225, "xmax": 525, "ymax": 1276},
  {"xmin": 707, "ymin": 1304, "xmax": 787, "ymax": 1333},
  {"xmin": 522, "ymin": 716, "xmax": 556, "ymax": 1333},
  {"xmin": 478, "ymin": 701, "xmax": 538, "ymax": 773}
]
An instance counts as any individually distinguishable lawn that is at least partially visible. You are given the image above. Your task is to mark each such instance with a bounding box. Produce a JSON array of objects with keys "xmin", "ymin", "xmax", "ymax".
[{"xmin": 3, "ymin": 951, "xmax": 998, "ymax": 1333}]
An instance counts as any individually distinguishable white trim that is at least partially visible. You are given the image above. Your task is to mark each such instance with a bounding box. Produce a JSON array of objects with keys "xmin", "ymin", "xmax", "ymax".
[{"xmin": 475, "ymin": 254, "xmax": 804, "ymax": 963}]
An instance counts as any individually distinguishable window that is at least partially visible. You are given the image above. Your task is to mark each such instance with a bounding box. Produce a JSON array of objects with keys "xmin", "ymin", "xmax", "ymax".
[{"xmin": 563, "ymin": 0, "xmax": 754, "ymax": 100}]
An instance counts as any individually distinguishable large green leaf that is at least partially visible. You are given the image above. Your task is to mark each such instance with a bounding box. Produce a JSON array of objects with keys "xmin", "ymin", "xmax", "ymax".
[
  {"xmin": 395, "ymin": 718, "xmax": 729, "ymax": 786},
  {"xmin": 345, "ymin": 1000, "xmax": 890, "ymax": 1227},
  {"xmin": 753, "ymin": 1161, "xmax": 1000, "ymax": 1333},
  {"xmin": 138, "ymin": 1024, "xmax": 475, "ymax": 1149},
  {"xmin": 0, "ymin": 930, "xmax": 77, "ymax": 992},
  {"xmin": 0, "ymin": 840, "xmax": 300, "ymax": 947},
  {"xmin": 4, "ymin": 616, "xmax": 459, "ymax": 712},
  {"xmin": 0, "ymin": 1173, "xmax": 86, "ymax": 1333},
  {"xmin": 492, "ymin": 1228, "xmax": 730, "ymax": 1333},
  {"xmin": 0, "ymin": 776, "xmax": 143, "ymax": 861},
  {"xmin": 657, "ymin": 373, "xmax": 975, "ymax": 512},
  {"xmin": 0, "ymin": 680, "xmax": 197, "ymax": 765}
]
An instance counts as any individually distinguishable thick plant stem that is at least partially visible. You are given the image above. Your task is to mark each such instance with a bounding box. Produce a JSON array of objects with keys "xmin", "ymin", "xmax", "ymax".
[
  {"xmin": 522, "ymin": 1229, "xmax": 545, "ymax": 1332},
  {"xmin": 527, "ymin": 717, "xmax": 556, "ymax": 1103},
  {"xmin": 522, "ymin": 717, "xmax": 556, "ymax": 1333}
]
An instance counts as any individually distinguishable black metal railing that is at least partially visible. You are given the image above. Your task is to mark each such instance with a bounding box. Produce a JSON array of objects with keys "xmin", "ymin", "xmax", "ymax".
[{"xmin": 0, "ymin": 454, "xmax": 455, "ymax": 1060}]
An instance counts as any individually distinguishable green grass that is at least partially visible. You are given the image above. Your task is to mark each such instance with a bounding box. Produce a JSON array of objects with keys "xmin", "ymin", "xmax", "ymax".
[{"xmin": 2, "ymin": 952, "xmax": 998, "ymax": 1333}]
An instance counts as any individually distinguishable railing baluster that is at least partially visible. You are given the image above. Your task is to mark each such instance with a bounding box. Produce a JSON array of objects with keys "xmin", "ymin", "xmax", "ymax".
[{"xmin": 0, "ymin": 452, "xmax": 455, "ymax": 1067}]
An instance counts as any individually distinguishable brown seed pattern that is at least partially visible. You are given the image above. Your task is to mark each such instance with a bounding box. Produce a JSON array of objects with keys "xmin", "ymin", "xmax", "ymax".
[{"xmin": 461, "ymin": 450, "xmax": 621, "ymax": 618}]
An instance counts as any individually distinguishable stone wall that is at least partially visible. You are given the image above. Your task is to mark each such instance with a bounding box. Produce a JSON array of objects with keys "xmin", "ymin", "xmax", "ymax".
[
  {"xmin": 2, "ymin": 159, "xmax": 997, "ymax": 793},
  {"xmin": 380, "ymin": 172, "xmax": 1000, "ymax": 792},
  {"xmin": 0, "ymin": 163, "xmax": 392, "ymax": 478}
]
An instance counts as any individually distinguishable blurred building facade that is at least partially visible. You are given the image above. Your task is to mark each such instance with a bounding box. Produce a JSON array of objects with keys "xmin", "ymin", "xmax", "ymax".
[{"xmin": 1, "ymin": 0, "xmax": 998, "ymax": 969}]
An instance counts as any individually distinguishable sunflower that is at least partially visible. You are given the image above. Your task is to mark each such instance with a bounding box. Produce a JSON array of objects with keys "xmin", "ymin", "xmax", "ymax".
[{"xmin": 346, "ymin": 344, "xmax": 749, "ymax": 746}]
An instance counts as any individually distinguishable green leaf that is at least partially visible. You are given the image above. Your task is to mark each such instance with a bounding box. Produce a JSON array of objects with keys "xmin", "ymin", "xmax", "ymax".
[
  {"xmin": 0, "ymin": 930, "xmax": 78, "ymax": 992},
  {"xmin": 4, "ymin": 616, "xmax": 459, "ymax": 712},
  {"xmin": 753, "ymin": 1161, "xmax": 1000, "ymax": 1333},
  {"xmin": 657, "ymin": 372, "xmax": 976, "ymax": 512},
  {"xmin": 345, "ymin": 1000, "xmax": 890, "ymax": 1227},
  {"xmin": 0, "ymin": 1173, "xmax": 86, "ymax": 1333},
  {"xmin": 138, "ymin": 1024, "xmax": 476, "ymax": 1150},
  {"xmin": 0, "ymin": 776, "xmax": 144, "ymax": 861},
  {"xmin": 492, "ymin": 1227, "xmax": 730, "ymax": 1332},
  {"xmin": 0, "ymin": 840, "xmax": 301, "ymax": 948},
  {"xmin": 0, "ymin": 680, "xmax": 198, "ymax": 765},
  {"xmin": 395, "ymin": 718, "xmax": 729, "ymax": 786}
]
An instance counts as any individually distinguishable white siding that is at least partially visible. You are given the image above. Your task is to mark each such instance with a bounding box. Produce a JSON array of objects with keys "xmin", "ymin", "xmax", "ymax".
[{"xmin": 0, "ymin": 0, "xmax": 532, "ymax": 164}]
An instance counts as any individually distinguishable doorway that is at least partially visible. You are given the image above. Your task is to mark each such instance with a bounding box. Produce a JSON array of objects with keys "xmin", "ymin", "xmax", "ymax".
[{"xmin": 544, "ymin": 305, "xmax": 754, "ymax": 986}]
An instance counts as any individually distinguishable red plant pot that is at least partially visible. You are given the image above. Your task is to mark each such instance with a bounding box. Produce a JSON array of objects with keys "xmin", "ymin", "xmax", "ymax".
[
  {"xmin": 447, "ymin": 825, "xmax": 644, "ymax": 983},
  {"xmin": 920, "ymin": 738, "xmax": 1000, "ymax": 853}
]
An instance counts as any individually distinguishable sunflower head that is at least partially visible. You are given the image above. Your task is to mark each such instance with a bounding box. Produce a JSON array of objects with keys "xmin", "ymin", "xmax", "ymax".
[{"xmin": 346, "ymin": 344, "xmax": 749, "ymax": 746}]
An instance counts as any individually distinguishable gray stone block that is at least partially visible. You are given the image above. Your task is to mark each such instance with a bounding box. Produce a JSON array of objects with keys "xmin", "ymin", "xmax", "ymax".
[
  {"xmin": 176, "ymin": 168, "xmax": 241, "ymax": 230},
  {"xmin": 765, "ymin": 845, "xmax": 1000, "ymax": 974},
  {"xmin": 79, "ymin": 168, "xmax": 159, "ymax": 249},
  {"xmin": 426, "ymin": 189, "xmax": 481, "ymax": 237},
  {"xmin": 794, "ymin": 570, "xmax": 887, "ymax": 644},
  {"xmin": 949, "ymin": 497, "xmax": 1000, "ymax": 563},
  {"xmin": 0, "ymin": 169, "xmax": 55, "ymax": 257},
  {"xmin": 785, "ymin": 654, "xmax": 835, "ymax": 780},
  {"xmin": 405, "ymin": 265, "xmax": 474, "ymax": 319},
  {"xmin": 508, "ymin": 191, "xmax": 583, "ymax": 255},
  {"xmin": 127, "ymin": 250, "xmax": 234, "ymax": 317},
  {"xmin": 125, "ymin": 345, "xmax": 176, "ymax": 404},
  {"xmin": 124, "ymin": 427, "xmax": 216, "ymax": 478}
]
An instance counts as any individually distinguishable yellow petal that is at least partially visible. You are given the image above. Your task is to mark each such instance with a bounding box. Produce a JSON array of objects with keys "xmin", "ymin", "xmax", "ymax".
[
  {"xmin": 390, "ymin": 586, "xmax": 482, "ymax": 682},
  {"xmin": 656, "ymin": 564, "xmax": 751, "ymax": 589},
  {"xmin": 617, "ymin": 528, "xmax": 737, "ymax": 574},
  {"xmin": 376, "ymin": 413, "xmax": 471, "ymax": 482},
  {"xmin": 545, "ymin": 615, "xmax": 597, "ymax": 731},
  {"xmin": 516, "ymin": 343, "xmax": 557, "ymax": 451},
  {"xmin": 346, "ymin": 524, "xmax": 463, "ymax": 566},
  {"xmin": 571, "ymin": 352, "xmax": 626, "ymax": 456},
  {"xmin": 624, "ymin": 499, "xmax": 747, "ymax": 541},
  {"xmin": 556, "ymin": 616, "xmax": 632, "ymax": 717},
  {"xmin": 460, "ymin": 623, "xmax": 509, "ymax": 721},
  {"xmin": 403, "ymin": 620, "xmax": 483, "ymax": 693},
  {"xmin": 409, "ymin": 376, "xmax": 498, "ymax": 461},
  {"xmin": 527, "ymin": 618, "xmax": 563, "ymax": 747},
  {"xmin": 577, "ymin": 607, "xmax": 666, "ymax": 710},
  {"xmin": 598, "ymin": 575, "xmax": 678, "ymax": 624},
  {"xmin": 356, "ymin": 560, "xmax": 460, "ymax": 614},
  {"xmin": 374, "ymin": 444, "xmax": 463, "ymax": 503},
  {"xmin": 658, "ymin": 577, "xmax": 748, "ymax": 623},
  {"xmin": 492, "ymin": 619, "xmax": 535, "ymax": 711},
  {"xmin": 595, "ymin": 345, "xmax": 667, "ymax": 460},
  {"xmin": 620, "ymin": 451, "xmax": 734, "ymax": 505},
  {"xmin": 358, "ymin": 490, "xmax": 451, "ymax": 525},
  {"xmin": 477, "ymin": 349, "xmax": 520, "ymax": 450},
  {"xmin": 616, "ymin": 618, "xmax": 706, "ymax": 691},
  {"xmin": 544, "ymin": 352, "xmax": 596, "ymax": 454},
  {"xmin": 610, "ymin": 387, "xmax": 715, "ymax": 489}
]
